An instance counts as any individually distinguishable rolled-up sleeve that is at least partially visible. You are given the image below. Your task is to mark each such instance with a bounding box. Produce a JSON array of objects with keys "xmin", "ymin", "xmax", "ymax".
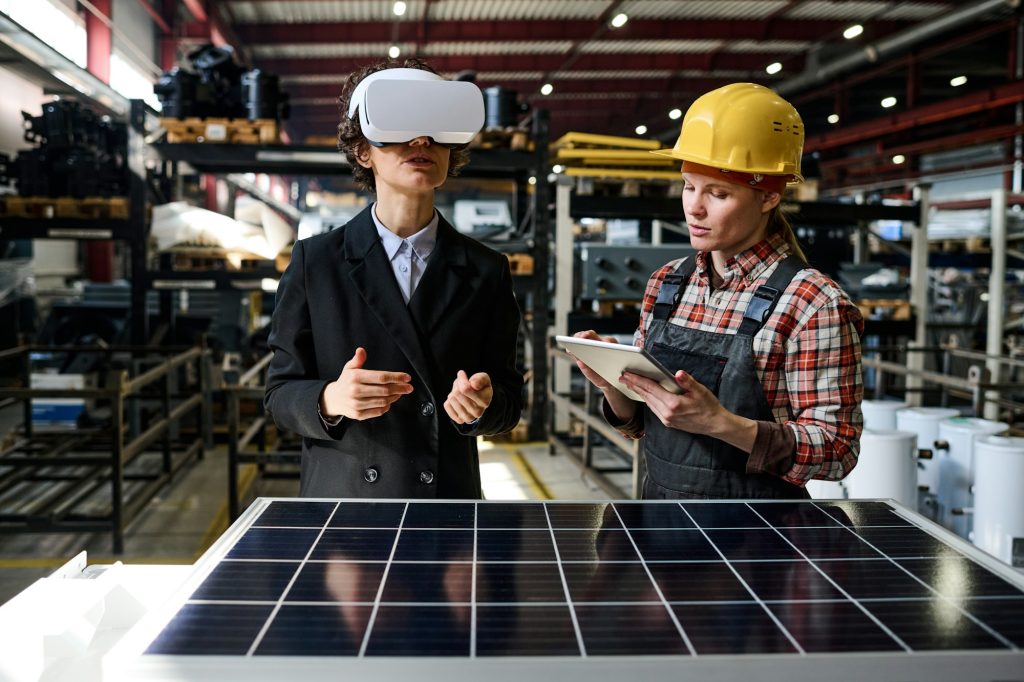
[{"xmin": 778, "ymin": 291, "xmax": 864, "ymax": 486}]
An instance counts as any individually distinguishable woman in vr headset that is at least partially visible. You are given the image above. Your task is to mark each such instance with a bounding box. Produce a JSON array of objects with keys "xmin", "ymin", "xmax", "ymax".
[
  {"xmin": 265, "ymin": 58, "xmax": 524, "ymax": 499},
  {"xmin": 572, "ymin": 83, "xmax": 864, "ymax": 500}
]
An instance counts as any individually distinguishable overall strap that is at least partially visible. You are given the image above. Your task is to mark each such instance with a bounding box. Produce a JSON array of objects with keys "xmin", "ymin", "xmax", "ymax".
[
  {"xmin": 737, "ymin": 255, "xmax": 808, "ymax": 337},
  {"xmin": 653, "ymin": 257, "xmax": 698, "ymax": 322}
]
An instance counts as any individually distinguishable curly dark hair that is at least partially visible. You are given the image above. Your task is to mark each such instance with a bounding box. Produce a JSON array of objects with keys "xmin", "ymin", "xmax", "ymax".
[{"xmin": 337, "ymin": 57, "xmax": 472, "ymax": 193}]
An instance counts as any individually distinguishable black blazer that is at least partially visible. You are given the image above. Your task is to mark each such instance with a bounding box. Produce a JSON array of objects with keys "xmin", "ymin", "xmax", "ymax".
[{"xmin": 264, "ymin": 206, "xmax": 523, "ymax": 499}]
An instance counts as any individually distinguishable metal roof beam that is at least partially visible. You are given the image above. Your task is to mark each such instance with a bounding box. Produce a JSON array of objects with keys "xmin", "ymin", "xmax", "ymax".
[
  {"xmin": 804, "ymin": 79, "xmax": 1024, "ymax": 152},
  {"xmin": 257, "ymin": 53, "xmax": 801, "ymax": 76},
  {"xmin": 234, "ymin": 19, "xmax": 905, "ymax": 45}
]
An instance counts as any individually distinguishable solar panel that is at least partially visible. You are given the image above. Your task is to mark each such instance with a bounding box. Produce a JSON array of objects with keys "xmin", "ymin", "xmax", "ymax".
[{"xmin": 106, "ymin": 499, "xmax": 1024, "ymax": 681}]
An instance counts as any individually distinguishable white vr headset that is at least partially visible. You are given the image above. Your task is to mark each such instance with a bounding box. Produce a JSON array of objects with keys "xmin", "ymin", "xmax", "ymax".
[{"xmin": 347, "ymin": 68, "xmax": 485, "ymax": 148}]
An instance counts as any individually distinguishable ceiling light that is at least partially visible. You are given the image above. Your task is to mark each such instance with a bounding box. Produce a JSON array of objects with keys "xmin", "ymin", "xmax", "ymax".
[
  {"xmin": 635, "ymin": 124, "xmax": 648, "ymax": 135},
  {"xmin": 388, "ymin": 45, "xmax": 401, "ymax": 58},
  {"xmin": 950, "ymin": 75, "xmax": 967, "ymax": 87},
  {"xmin": 843, "ymin": 24, "xmax": 864, "ymax": 39},
  {"xmin": 827, "ymin": 113, "xmax": 840, "ymax": 124},
  {"xmin": 611, "ymin": 13, "xmax": 628, "ymax": 28},
  {"xmin": 892, "ymin": 154, "xmax": 906, "ymax": 164},
  {"xmin": 552, "ymin": 164, "xmax": 564, "ymax": 173},
  {"xmin": 669, "ymin": 108, "xmax": 682, "ymax": 120},
  {"xmin": 881, "ymin": 96, "xmax": 897, "ymax": 109},
  {"xmin": 766, "ymin": 62, "xmax": 782, "ymax": 75},
  {"xmin": 540, "ymin": 83, "xmax": 553, "ymax": 95},
  {"xmin": 393, "ymin": 1, "xmax": 407, "ymax": 16},
  {"xmin": 528, "ymin": 176, "xmax": 537, "ymax": 185}
]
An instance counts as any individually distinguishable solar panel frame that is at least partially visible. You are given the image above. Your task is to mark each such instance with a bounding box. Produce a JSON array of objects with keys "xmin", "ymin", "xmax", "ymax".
[{"xmin": 105, "ymin": 498, "xmax": 1024, "ymax": 682}]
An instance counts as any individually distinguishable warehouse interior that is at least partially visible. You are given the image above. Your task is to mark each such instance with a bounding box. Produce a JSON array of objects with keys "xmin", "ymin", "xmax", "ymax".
[{"xmin": 1, "ymin": 0, "xmax": 1024, "ymax": 679}]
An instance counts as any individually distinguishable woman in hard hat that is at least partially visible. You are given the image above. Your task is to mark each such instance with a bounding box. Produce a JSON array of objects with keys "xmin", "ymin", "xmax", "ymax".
[
  {"xmin": 265, "ymin": 59, "xmax": 524, "ymax": 499},
  {"xmin": 573, "ymin": 83, "xmax": 864, "ymax": 499}
]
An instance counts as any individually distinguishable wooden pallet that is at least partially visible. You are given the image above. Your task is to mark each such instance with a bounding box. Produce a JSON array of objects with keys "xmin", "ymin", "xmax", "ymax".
[
  {"xmin": 938, "ymin": 237, "xmax": 990, "ymax": 254},
  {"xmin": 506, "ymin": 253, "xmax": 534, "ymax": 276},
  {"xmin": 304, "ymin": 134, "xmax": 337, "ymax": 147},
  {"xmin": 856, "ymin": 299, "xmax": 912, "ymax": 320},
  {"xmin": 161, "ymin": 246, "xmax": 272, "ymax": 272},
  {"xmin": 0, "ymin": 195, "xmax": 129, "ymax": 220},
  {"xmin": 594, "ymin": 300, "xmax": 643, "ymax": 317},
  {"xmin": 160, "ymin": 117, "xmax": 279, "ymax": 144},
  {"xmin": 471, "ymin": 127, "xmax": 530, "ymax": 151}
]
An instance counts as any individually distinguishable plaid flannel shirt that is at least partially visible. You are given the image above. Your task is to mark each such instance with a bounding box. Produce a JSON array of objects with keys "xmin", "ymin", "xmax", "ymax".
[{"xmin": 629, "ymin": 232, "xmax": 865, "ymax": 486}]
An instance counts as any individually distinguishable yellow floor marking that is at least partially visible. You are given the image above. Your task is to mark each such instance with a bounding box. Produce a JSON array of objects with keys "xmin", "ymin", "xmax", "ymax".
[
  {"xmin": 194, "ymin": 463, "xmax": 257, "ymax": 559},
  {"xmin": 510, "ymin": 449, "xmax": 554, "ymax": 500}
]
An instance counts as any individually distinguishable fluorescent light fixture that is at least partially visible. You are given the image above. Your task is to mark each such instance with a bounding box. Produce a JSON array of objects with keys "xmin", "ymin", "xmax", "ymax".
[
  {"xmin": 950, "ymin": 75, "xmax": 967, "ymax": 87},
  {"xmin": 393, "ymin": 1, "xmax": 407, "ymax": 16},
  {"xmin": 843, "ymin": 24, "xmax": 864, "ymax": 39},
  {"xmin": 540, "ymin": 83, "xmax": 553, "ymax": 95},
  {"xmin": 892, "ymin": 154, "xmax": 906, "ymax": 164},
  {"xmin": 635, "ymin": 124, "xmax": 648, "ymax": 135},
  {"xmin": 827, "ymin": 113, "xmax": 840, "ymax": 124},
  {"xmin": 388, "ymin": 45, "xmax": 401, "ymax": 58},
  {"xmin": 766, "ymin": 62, "xmax": 782, "ymax": 75},
  {"xmin": 881, "ymin": 96, "xmax": 897, "ymax": 108},
  {"xmin": 552, "ymin": 164, "xmax": 564, "ymax": 173},
  {"xmin": 611, "ymin": 13, "xmax": 628, "ymax": 28},
  {"xmin": 669, "ymin": 108, "xmax": 682, "ymax": 120}
]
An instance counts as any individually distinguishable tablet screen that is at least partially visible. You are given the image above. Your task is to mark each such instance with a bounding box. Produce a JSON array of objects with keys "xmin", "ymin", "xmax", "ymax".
[{"xmin": 555, "ymin": 335, "xmax": 683, "ymax": 403}]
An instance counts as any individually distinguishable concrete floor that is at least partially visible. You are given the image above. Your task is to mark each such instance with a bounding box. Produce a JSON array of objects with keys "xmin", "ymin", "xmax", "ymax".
[{"xmin": 0, "ymin": 438, "xmax": 630, "ymax": 606}]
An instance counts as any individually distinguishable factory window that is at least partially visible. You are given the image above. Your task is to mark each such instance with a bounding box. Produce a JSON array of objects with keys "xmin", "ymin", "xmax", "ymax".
[
  {"xmin": 0, "ymin": 0, "xmax": 87, "ymax": 68},
  {"xmin": 111, "ymin": 50, "xmax": 161, "ymax": 111}
]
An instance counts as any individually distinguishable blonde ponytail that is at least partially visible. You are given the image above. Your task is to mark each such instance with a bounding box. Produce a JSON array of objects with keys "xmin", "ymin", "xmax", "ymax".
[{"xmin": 767, "ymin": 205, "xmax": 807, "ymax": 262}]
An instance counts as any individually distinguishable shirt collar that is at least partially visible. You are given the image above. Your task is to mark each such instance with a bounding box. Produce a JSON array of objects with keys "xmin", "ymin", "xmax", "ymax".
[
  {"xmin": 371, "ymin": 202, "xmax": 439, "ymax": 262},
  {"xmin": 694, "ymin": 231, "xmax": 790, "ymax": 286}
]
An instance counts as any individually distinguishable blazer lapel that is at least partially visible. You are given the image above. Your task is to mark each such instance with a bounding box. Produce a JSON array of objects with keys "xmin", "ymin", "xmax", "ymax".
[
  {"xmin": 408, "ymin": 217, "xmax": 469, "ymax": 336},
  {"xmin": 344, "ymin": 209, "xmax": 432, "ymax": 386}
]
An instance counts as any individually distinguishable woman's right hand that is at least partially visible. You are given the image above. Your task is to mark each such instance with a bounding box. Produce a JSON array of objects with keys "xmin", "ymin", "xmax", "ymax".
[{"xmin": 570, "ymin": 330, "xmax": 620, "ymax": 391}]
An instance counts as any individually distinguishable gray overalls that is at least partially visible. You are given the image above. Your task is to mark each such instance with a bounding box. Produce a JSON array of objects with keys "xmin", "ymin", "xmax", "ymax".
[{"xmin": 642, "ymin": 254, "xmax": 809, "ymax": 500}]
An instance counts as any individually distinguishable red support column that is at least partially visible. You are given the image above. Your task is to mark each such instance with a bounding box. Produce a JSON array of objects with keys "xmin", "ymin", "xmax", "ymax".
[
  {"xmin": 86, "ymin": 0, "xmax": 112, "ymax": 84},
  {"xmin": 86, "ymin": 0, "xmax": 114, "ymax": 282}
]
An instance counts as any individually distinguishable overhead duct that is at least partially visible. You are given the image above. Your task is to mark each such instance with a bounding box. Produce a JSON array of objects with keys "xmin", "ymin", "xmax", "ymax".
[{"xmin": 776, "ymin": 0, "xmax": 1021, "ymax": 97}]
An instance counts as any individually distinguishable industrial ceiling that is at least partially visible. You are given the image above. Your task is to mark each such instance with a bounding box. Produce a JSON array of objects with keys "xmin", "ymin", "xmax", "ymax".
[{"xmin": 171, "ymin": 0, "xmax": 1021, "ymax": 190}]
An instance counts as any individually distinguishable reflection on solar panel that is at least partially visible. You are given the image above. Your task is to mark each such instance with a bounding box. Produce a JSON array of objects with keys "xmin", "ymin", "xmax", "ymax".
[{"xmin": 107, "ymin": 499, "xmax": 1024, "ymax": 681}]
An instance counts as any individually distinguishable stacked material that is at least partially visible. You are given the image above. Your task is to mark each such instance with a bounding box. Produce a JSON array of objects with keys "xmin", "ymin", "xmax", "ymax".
[{"xmin": 551, "ymin": 132, "xmax": 681, "ymax": 181}]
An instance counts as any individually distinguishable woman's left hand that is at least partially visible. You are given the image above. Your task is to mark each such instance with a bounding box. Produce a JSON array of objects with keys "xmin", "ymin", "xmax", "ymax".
[{"xmin": 618, "ymin": 370, "xmax": 725, "ymax": 435}]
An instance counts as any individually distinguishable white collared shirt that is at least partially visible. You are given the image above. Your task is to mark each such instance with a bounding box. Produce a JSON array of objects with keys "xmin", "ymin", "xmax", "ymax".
[{"xmin": 371, "ymin": 203, "xmax": 439, "ymax": 304}]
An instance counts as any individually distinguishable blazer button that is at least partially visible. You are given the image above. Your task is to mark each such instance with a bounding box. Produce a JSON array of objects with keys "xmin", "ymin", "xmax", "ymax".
[
  {"xmin": 420, "ymin": 402, "xmax": 435, "ymax": 417},
  {"xmin": 420, "ymin": 470, "xmax": 435, "ymax": 485},
  {"xmin": 363, "ymin": 467, "xmax": 379, "ymax": 483}
]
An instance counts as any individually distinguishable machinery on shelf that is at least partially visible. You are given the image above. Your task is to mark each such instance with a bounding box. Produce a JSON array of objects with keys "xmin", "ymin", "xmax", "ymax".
[{"xmin": 0, "ymin": 100, "xmax": 128, "ymax": 199}]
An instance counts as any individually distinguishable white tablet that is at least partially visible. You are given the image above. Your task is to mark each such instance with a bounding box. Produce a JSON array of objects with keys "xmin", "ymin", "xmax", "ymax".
[{"xmin": 555, "ymin": 335, "xmax": 683, "ymax": 403}]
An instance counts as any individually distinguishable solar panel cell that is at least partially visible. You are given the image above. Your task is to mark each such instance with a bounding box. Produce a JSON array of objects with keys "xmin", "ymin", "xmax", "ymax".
[
  {"xmin": 673, "ymin": 603, "xmax": 799, "ymax": 654},
  {"xmin": 254, "ymin": 501, "xmax": 336, "ymax": 527},
  {"xmin": 189, "ymin": 560, "xmax": 298, "ymax": 601},
  {"xmin": 254, "ymin": 604, "xmax": 371, "ymax": 655},
  {"xmin": 286, "ymin": 562, "xmax": 386, "ymax": 603}
]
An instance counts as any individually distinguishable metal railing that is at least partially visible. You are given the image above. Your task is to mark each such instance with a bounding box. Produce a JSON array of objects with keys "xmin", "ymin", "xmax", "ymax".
[
  {"xmin": 226, "ymin": 352, "xmax": 300, "ymax": 520},
  {"xmin": 0, "ymin": 344, "xmax": 211, "ymax": 552}
]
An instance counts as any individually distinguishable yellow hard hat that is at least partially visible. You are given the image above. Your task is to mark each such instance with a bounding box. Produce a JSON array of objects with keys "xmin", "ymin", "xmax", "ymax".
[{"xmin": 653, "ymin": 82, "xmax": 804, "ymax": 183}]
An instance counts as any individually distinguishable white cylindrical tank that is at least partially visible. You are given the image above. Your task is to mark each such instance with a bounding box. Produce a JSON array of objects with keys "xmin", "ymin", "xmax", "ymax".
[
  {"xmin": 973, "ymin": 436, "xmax": 1024, "ymax": 567},
  {"xmin": 861, "ymin": 399, "xmax": 910, "ymax": 431},
  {"xmin": 896, "ymin": 407, "xmax": 961, "ymax": 520},
  {"xmin": 844, "ymin": 429, "xmax": 918, "ymax": 508},
  {"xmin": 936, "ymin": 417, "xmax": 1008, "ymax": 539},
  {"xmin": 806, "ymin": 479, "xmax": 847, "ymax": 500}
]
